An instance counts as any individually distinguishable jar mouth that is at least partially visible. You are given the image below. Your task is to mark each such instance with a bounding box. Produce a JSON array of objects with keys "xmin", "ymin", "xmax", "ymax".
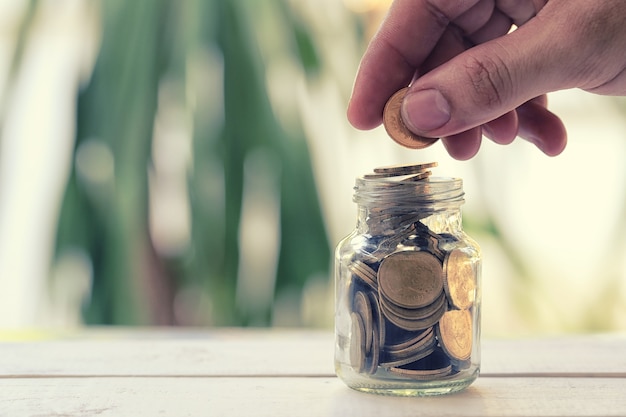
[{"xmin": 353, "ymin": 176, "xmax": 465, "ymax": 210}]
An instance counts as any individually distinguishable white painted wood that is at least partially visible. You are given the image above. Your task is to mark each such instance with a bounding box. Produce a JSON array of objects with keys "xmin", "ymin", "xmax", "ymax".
[
  {"xmin": 482, "ymin": 334, "xmax": 626, "ymax": 376},
  {"xmin": 1, "ymin": 376, "xmax": 625, "ymax": 417},
  {"xmin": 1, "ymin": 329, "xmax": 625, "ymax": 377},
  {"xmin": 0, "ymin": 328, "xmax": 336, "ymax": 377},
  {"xmin": 1, "ymin": 329, "xmax": 626, "ymax": 416}
]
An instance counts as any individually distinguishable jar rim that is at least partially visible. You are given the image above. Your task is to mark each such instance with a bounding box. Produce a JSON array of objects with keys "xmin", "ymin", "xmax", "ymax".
[{"xmin": 353, "ymin": 176, "xmax": 465, "ymax": 209}]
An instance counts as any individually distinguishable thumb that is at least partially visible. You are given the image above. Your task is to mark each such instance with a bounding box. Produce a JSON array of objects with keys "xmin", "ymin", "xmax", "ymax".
[{"xmin": 400, "ymin": 23, "xmax": 572, "ymax": 138}]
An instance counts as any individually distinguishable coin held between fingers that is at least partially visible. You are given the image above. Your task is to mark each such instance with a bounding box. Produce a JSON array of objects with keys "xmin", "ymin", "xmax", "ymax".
[
  {"xmin": 401, "ymin": 88, "xmax": 450, "ymax": 132},
  {"xmin": 383, "ymin": 88, "xmax": 440, "ymax": 149}
]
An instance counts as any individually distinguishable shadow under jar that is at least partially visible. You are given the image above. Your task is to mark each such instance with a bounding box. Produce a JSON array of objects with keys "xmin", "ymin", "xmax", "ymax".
[{"xmin": 334, "ymin": 174, "xmax": 481, "ymax": 396}]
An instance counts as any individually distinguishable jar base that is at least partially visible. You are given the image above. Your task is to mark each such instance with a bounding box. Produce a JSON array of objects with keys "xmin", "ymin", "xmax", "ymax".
[{"xmin": 337, "ymin": 363, "xmax": 479, "ymax": 397}]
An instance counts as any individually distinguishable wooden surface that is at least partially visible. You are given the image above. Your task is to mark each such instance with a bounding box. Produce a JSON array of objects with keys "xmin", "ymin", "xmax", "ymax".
[{"xmin": 1, "ymin": 328, "xmax": 625, "ymax": 416}]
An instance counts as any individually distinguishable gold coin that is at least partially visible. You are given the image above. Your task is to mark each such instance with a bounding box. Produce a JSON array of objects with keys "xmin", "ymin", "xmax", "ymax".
[
  {"xmin": 383, "ymin": 88, "xmax": 440, "ymax": 149},
  {"xmin": 378, "ymin": 251, "xmax": 444, "ymax": 309},
  {"xmin": 443, "ymin": 249, "xmax": 476, "ymax": 310},
  {"xmin": 437, "ymin": 309, "xmax": 472, "ymax": 362},
  {"xmin": 373, "ymin": 162, "xmax": 437, "ymax": 175}
]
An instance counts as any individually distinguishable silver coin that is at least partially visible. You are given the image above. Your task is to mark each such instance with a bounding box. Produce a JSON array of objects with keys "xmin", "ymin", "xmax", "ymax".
[
  {"xmin": 350, "ymin": 312, "xmax": 366, "ymax": 373},
  {"xmin": 353, "ymin": 290, "xmax": 374, "ymax": 354}
]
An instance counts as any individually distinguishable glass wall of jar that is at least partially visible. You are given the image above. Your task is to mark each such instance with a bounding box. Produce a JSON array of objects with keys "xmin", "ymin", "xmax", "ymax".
[{"xmin": 334, "ymin": 170, "xmax": 481, "ymax": 396}]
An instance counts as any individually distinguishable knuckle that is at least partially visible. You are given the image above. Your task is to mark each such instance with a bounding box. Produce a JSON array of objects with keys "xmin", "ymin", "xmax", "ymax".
[
  {"xmin": 462, "ymin": 53, "xmax": 513, "ymax": 109},
  {"xmin": 423, "ymin": 0, "xmax": 452, "ymax": 28}
]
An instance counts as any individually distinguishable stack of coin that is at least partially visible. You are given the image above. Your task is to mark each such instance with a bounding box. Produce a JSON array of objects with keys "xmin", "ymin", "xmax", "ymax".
[
  {"xmin": 380, "ymin": 326, "xmax": 437, "ymax": 368},
  {"xmin": 438, "ymin": 248, "xmax": 476, "ymax": 366},
  {"xmin": 378, "ymin": 251, "xmax": 447, "ymax": 331},
  {"xmin": 348, "ymin": 260, "xmax": 377, "ymax": 291},
  {"xmin": 347, "ymin": 162, "xmax": 476, "ymax": 379},
  {"xmin": 388, "ymin": 349, "xmax": 452, "ymax": 379}
]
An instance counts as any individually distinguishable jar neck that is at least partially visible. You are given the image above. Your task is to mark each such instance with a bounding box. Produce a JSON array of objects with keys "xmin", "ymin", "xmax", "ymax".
[{"xmin": 353, "ymin": 177, "xmax": 464, "ymax": 235}]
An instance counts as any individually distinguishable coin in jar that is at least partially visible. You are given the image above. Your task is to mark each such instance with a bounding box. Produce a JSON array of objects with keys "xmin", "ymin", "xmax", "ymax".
[
  {"xmin": 383, "ymin": 88, "xmax": 440, "ymax": 150},
  {"xmin": 380, "ymin": 328, "xmax": 437, "ymax": 368},
  {"xmin": 349, "ymin": 261, "xmax": 377, "ymax": 291},
  {"xmin": 364, "ymin": 307, "xmax": 381, "ymax": 375},
  {"xmin": 437, "ymin": 309, "xmax": 472, "ymax": 362},
  {"xmin": 353, "ymin": 290, "xmax": 374, "ymax": 353},
  {"xmin": 388, "ymin": 349, "xmax": 452, "ymax": 379},
  {"xmin": 380, "ymin": 290, "xmax": 446, "ymax": 321},
  {"xmin": 378, "ymin": 251, "xmax": 444, "ymax": 309},
  {"xmin": 350, "ymin": 312, "xmax": 367, "ymax": 373},
  {"xmin": 443, "ymin": 249, "xmax": 476, "ymax": 310},
  {"xmin": 367, "ymin": 291, "xmax": 386, "ymax": 348},
  {"xmin": 379, "ymin": 291, "xmax": 446, "ymax": 332}
]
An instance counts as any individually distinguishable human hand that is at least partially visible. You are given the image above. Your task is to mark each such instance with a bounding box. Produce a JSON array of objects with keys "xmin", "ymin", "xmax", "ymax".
[{"xmin": 347, "ymin": 0, "xmax": 626, "ymax": 160}]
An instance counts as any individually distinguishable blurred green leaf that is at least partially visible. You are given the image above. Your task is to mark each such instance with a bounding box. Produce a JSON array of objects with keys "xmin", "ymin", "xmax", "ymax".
[{"xmin": 55, "ymin": 0, "xmax": 331, "ymax": 326}]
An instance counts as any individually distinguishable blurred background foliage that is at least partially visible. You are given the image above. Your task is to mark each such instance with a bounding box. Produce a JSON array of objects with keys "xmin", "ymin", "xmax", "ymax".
[
  {"xmin": 0, "ymin": 0, "xmax": 625, "ymax": 334},
  {"xmin": 56, "ymin": 0, "xmax": 340, "ymax": 326}
]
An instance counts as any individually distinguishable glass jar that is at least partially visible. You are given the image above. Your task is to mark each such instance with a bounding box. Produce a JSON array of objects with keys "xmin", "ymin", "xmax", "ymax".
[{"xmin": 334, "ymin": 171, "xmax": 481, "ymax": 396}]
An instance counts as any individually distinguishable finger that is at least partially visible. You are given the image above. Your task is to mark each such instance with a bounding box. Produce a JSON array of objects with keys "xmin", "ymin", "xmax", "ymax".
[
  {"xmin": 495, "ymin": 0, "xmax": 537, "ymax": 25},
  {"xmin": 492, "ymin": 93, "xmax": 547, "ymax": 146},
  {"xmin": 347, "ymin": 0, "xmax": 480, "ymax": 130},
  {"xmin": 531, "ymin": 0, "xmax": 548, "ymax": 13},
  {"xmin": 529, "ymin": 94, "xmax": 548, "ymax": 107},
  {"xmin": 482, "ymin": 110, "xmax": 518, "ymax": 144},
  {"xmin": 516, "ymin": 100, "xmax": 567, "ymax": 156},
  {"xmin": 441, "ymin": 127, "xmax": 482, "ymax": 160},
  {"xmin": 419, "ymin": 26, "xmax": 467, "ymax": 78},
  {"xmin": 401, "ymin": 27, "xmax": 467, "ymax": 134},
  {"xmin": 453, "ymin": 0, "xmax": 495, "ymax": 36},
  {"xmin": 467, "ymin": 9, "xmax": 512, "ymax": 44},
  {"xmin": 400, "ymin": 16, "xmax": 576, "ymax": 139},
  {"xmin": 585, "ymin": 68, "xmax": 626, "ymax": 95}
]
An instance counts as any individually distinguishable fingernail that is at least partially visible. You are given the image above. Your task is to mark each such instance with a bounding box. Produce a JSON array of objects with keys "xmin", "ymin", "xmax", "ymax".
[{"xmin": 401, "ymin": 89, "xmax": 451, "ymax": 132}]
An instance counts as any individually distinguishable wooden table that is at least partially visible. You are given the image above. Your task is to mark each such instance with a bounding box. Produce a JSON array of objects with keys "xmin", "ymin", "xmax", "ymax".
[{"xmin": 0, "ymin": 328, "xmax": 625, "ymax": 416}]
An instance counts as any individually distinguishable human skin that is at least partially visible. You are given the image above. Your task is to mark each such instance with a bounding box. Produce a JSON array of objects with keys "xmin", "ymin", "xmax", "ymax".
[{"xmin": 347, "ymin": 0, "xmax": 626, "ymax": 160}]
